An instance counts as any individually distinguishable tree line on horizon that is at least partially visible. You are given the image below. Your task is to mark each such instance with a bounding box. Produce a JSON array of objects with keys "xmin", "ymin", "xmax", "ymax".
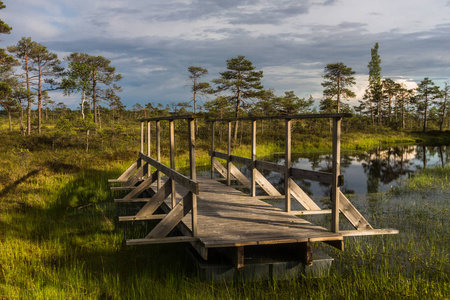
[{"xmin": 0, "ymin": 1, "xmax": 449, "ymax": 138}]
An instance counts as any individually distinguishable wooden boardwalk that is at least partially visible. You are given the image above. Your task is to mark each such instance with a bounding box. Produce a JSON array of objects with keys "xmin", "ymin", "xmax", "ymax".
[
  {"xmin": 170, "ymin": 177, "xmax": 342, "ymax": 248},
  {"xmin": 113, "ymin": 114, "xmax": 397, "ymax": 270},
  {"xmin": 138, "ymin": 176, "xmax": 344, "ymax": 269}
]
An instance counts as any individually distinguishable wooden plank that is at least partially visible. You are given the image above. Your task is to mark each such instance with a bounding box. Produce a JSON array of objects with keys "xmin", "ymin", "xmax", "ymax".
[
  {"xmin": 146, "ymin": 193, "xmax": 193, "ymax": 238},
  {"xmin": 212, "ymin": 157, "xmax": 237, "ymax": 180},
  {"xmin": 108, "ymin": 179, "xmax": 128, "ymax": 183},
  {"xmin": 251, "ymin": 120, "xmax": 256, "ymax": 196},
  {"xmin": 230, "ymin": 155, "xmax": 251, "ymax": 166},
  {"xmin": 339, "ymin": 228, "xmax": 399, "ymax": 237},
  {"xmin": 289, "ymin": 178, "xmax": 321, "ymax": 210},
  {"xmin": 123, "ymin": 171, "xmax": 158, "ymax": 200},
  {"xmin": 229, "ymin": 162, "xmax": 251, "ymax": 187},
  {"xmin": 119, "ymin": 214, "xmax": 167, "ymax": 221},
  {"xmin": 135, "ymin": 179, "xmax": 172, "ymax": 217},
  {"xmin": 116, "ymin": 159, "xmax": 140, "ymax": 181},
  {"xmin": 339, "ymin": 190, "xmax": 373, "ymax": 230},
  {"xmin": 139, "ymin": 152, "xmax": 199, "ymax": 194},
  {"xmin": 126, "ymin": 236, "xmax": 198, "ymax": 246},
  {"xmin": 110, "ymin": 186, "xmax": 137, "ymax": 191},
  {"xmin": 227, "ymin": 121, "xmax": 231, "ymax": 186},
  {"xmin": 140, "ymin": 114, "xmax": 195, "ymax": 122},
  {"xmin": 210, "ymin": 151, "xmax": 228, "ymax": 161},
  {"xmin": 156, "ymin": 120, "xmax": 161, "ymax": 189},
  {"xmin": 210, "ymin": 121, "xmax": 215, "ymax": 179},
  {"xmin": 206, "ymin": 113, "xmax": 349, "ymax": 122},
  {"xmin": 123, "ymin": 162, "xmax": 148, "ymax": 188},
  {"xmin": 254, "ymin": 169, "xmax": 282, "ymax": 196},
  {"xmin": 169, "ymin": 119, "xmax": 176, "ymax": 208},
  {"xmin": 290, "ymin": 209, "xmax": 332, "ymax": 215},
  {"xmin": 255, "ymin": 160, "xmax": 285, "ymax": 174},
  {"xmin": 285, "ymin": 119, "xmax": 291, "ymax": 212},
  {"xmin": 331, "ymin": 117, "xmax": 341, "ymax": 233},
  {"xmin": 290, "ymin": 168, "xmax": 333, "ymax": 184},
  {"xmin": 189, "ymin": 119, "xmax": 197, "ymax": 237},
  {"xmin": 114, "ymin": 198, "xmax": 152, "ymax": 203}
]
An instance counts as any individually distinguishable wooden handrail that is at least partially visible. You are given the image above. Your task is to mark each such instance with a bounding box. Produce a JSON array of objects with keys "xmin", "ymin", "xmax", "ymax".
[{"xmin": 139, "ymin": 152, "xmax": 199, "ymax": 194}]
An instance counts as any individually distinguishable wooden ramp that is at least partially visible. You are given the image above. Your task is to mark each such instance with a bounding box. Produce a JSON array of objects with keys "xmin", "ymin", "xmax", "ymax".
[{"xmin": 126, "ymin": 176, "xmax": 343, "ymax": 269}]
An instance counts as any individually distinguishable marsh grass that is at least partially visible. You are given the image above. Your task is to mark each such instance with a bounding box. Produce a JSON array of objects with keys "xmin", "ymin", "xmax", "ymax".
[{"xmin": 0, "ymin": 126, "xmax": 449, "ymax": 298}]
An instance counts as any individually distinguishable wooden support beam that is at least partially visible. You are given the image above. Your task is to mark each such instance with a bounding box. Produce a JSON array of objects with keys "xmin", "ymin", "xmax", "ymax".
[
  {"xmin": 123, "ymin": 162, "xmax": 148, "ymax": 188},
  {"xmin": 114, "ymin": 198, "xmax": 152, "ymax": 203},
  {"xmin": 126, "ymin": 236, "xmax": 198, "ymax": 246},
  {"xmin": 251, "ymin": 120, "xmax": 256, "ymax": 196},
  {"xmin": 188, "ymin": 119, "xmax": 197, "ymax": 237},
  {"xmin": 135, "ymin": 179, "xmax": 172, "ymax": 217},
  {"xmin": 285, "ymin": 119, "xmax": 291, "ymax": 212},
  {"xmin": 229, "ymin": 162, "xmax": 251, "ymax": 187},
  {"xmin": 156, "ymin": 120, "xmax": 161, "ymax": 189},
  {"xmin": 212, "ymin": 157, "xmax": 236, "ymax": 180},
  {"xmin": 146, "ymin": 193, "xmax": 193, "ymax": 238},
  {"xmin": 339, "ymin": 228, "xmax": 399, "ymax": 237},
  {"xmin": 119, "ymin": 214, "xmax": 167, "ymax": 221},
  {"xmin": 110, "ymin": 186, "xmax": 137, "ymax": 191},
  {"xmin": 169, "ymin": 119, "xmax": 176, "ymax": 208},
  {"xmin": 139, "ymin": 152, "xmax": 199, "ymax": 194},
  {"xmin": 108, "ymin": 158, "xmax": 140, "ymax": 182},
  {"xmin": 122, "ymin": 171, "xmax": 158, "ymax": 200},
  {"xmin": 147, "ymin": 121, "xmax": 151, "ymax": 157},
  {"xmin": 227, "ymin": 121, "xmax": 232, "ymax": 186},
  {"xmin": 324, "ymin": 240, "xmax": 344, "ymax": 251},
  {"xmin": 210, "ymin": 121, "xmax": 215, "ymax": 179},
  {"xmin": 331, "ymin": 117, "xmax": 341, "ymax": 233},
  {"xmin": 219, "ymin": 246, "xmax": 245, "ymax": 270},
  {"xmin": 290, "ymin": 209, "xmax": 332, "ymax": 215},
  {"xmin": 254, "ymin": 168, "xmax": 281, "ymax": 196},
  {"xmin": 289, "ymin": 178, "xmax": 321, "ymax": 211},
  {"xmin": 299, "ymin": 241, "xmax": 313, "ymax": 266},
  {"xmin": 339, "ymin": 190, "xmax": 373, "ymax": 230},
  {"xmin": 140, "ymin": 122, "xmax": 144, "ymax": 153}
]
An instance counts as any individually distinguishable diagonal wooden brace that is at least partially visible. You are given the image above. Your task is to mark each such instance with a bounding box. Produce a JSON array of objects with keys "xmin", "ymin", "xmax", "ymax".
[
  {"xmin": 339, "ymin": 190, "xmax": 373, "ymax": 230},
  {"xmin": 146, "ymin": 192, "xmax": 193, "ymax": 239},
  {"xmin": 135, "ymin": 179, "xmax": 172, "ymax": 217},
  {"xmin": 122, "ymin": 170, "xmax": 158, "ymax": 200}
]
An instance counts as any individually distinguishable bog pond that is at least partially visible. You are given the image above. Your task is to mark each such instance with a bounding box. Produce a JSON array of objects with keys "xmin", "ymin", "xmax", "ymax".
[{"xmin": 224, "ymin": 144, "xmax": 450, "ymax": 198}]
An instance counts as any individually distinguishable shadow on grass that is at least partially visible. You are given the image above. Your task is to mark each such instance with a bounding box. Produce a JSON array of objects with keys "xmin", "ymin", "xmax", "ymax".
[{"xmin": 0, "ymin": 167, "xmax": 199, "ymax": 298}]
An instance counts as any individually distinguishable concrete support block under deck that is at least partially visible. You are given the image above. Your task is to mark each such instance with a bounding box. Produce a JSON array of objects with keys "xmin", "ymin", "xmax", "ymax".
[{"xmin": 187, "ymin": 244, "xmax": 334, "ymax": 282}]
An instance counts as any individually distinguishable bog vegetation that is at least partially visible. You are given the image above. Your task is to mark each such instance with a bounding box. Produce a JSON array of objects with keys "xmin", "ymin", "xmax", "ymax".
[{"xmin": 0, "ymin": 2, "xmax": 449, "ymax": 298}]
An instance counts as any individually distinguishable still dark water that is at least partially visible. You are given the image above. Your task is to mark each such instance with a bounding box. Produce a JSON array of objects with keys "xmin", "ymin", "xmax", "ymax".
[{"xmin": 234, "ymin": 145, "xmax": 450, "ymax": 198}]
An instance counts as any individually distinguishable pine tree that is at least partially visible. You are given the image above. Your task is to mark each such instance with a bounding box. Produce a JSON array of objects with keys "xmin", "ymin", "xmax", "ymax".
[
  {"xmin": 368, "ymin": 43, "xmax": 383, "ymax": 124},
  {"xmin": 212, "ymin": 55, "xmax": 263, "ymax": 140},
  {"xmin": 321, "ymin": 62, "xmax": 356, "ymax": 113}
]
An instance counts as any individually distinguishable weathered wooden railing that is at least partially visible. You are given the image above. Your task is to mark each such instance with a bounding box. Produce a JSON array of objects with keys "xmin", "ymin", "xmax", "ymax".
[
  {"xmin": 110, "ymin": 115, "xmax": 199, "ymax": 245},
  {"xmin": 208, "ymin": 114, "xmax": 398, "ymax": 236}
]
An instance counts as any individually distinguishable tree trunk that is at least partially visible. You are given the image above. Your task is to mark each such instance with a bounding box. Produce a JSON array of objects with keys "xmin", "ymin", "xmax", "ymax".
[
  {"xmin": 37, "ymin": 57, "xmax": 42, "ymax": 134},
  {"xmin": 8, "ymin": 111, "xmax": 12, "ymax": 131}
]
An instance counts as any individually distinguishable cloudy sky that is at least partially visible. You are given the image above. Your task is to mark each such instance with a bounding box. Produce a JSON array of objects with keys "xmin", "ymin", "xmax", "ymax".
[{"xmin": 2, "ymin": 0, "xmax": 450, "ymax": 110}]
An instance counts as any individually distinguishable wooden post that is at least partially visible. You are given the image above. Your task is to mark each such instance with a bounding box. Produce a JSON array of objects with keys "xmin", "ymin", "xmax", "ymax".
[
  {"xmin": 140, "ymin": 121, "xmax": 144, "ymax": 153},
  {"xmin": 189, "ymin": 118, "xmax": 197, "ymax": 237},
  {"xmin": 227, "ymin": 121, "xmax": 232, "ymax": 186},
  {"xmin": 210, "ymin": 121, "xmax": 215, "ymax": 179},
  {"xmin": 169, "ymin": 119, "xmax": 176, "ymax": 208},
  {"xmin": 285, "ymin": 119, "xmax": 292, "ymax": 212},
  {"xmin": 331, "ymin": 117, "xmax": 341, "ymax": 233},
  {"xmin": 251, "ymin": 120, "xmax": 257, "ymax": 197},
  {"xmin": 156, "ymin": 120, "xmax": 161, "ymax": 190},
  {"xmin": 147, "ymin": 121, "xmax": 151, "ymax": 156}
]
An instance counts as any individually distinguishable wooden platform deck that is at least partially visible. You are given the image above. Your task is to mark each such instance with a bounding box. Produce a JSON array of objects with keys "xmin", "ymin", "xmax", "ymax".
[
  {"xmin": 173, "ymin": 177, "xmax": 342, "ymax": 247},
  {"xmin": 125, "ymin": 176, "xmax": 343, "ymax": 269}
]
